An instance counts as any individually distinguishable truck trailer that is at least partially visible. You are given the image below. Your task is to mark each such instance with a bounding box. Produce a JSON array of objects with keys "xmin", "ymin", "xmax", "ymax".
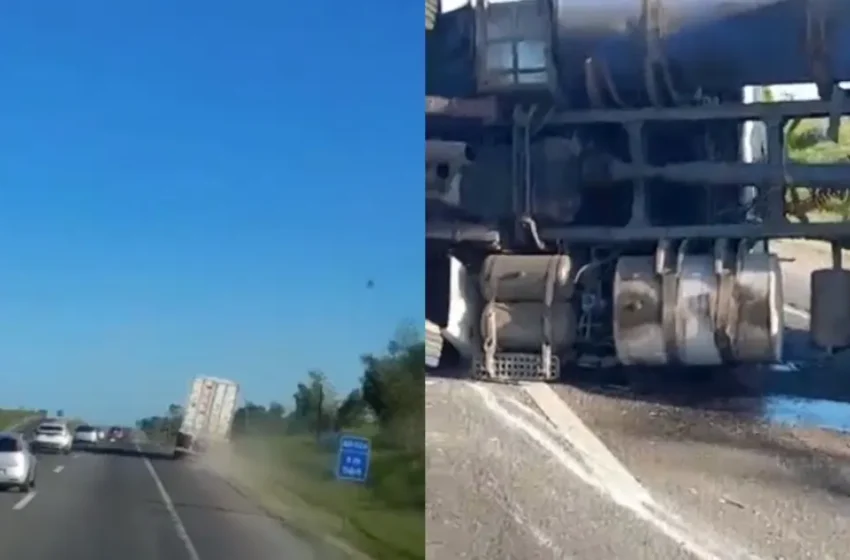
[
  {"xmin": 426, "ymin": 0, "xmax": 850, "ymax": 380},
  {"xmin": 173, "ymin": 376, "xmax": 240, "ymax": 459}
]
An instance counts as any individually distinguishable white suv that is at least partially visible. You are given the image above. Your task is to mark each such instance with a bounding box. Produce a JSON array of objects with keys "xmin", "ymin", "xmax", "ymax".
[{"xmin": 32, "ymin": 423, "xmax": 72, "ymax": 454}]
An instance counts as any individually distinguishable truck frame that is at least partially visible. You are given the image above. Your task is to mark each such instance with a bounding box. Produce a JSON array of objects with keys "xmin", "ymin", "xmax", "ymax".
[{"xmin": 426, "ymin": 0, "xmax": 850, "ymax": 380}]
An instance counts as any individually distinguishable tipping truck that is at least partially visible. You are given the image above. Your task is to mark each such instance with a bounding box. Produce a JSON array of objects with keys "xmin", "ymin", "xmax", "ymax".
[
  {"xmin": 172, "ymin": 376, "xmax": 240, "ymax": 460},
  {"xmin": 426, "ymin": 0, "xmax": 850, "ymax": 379}
]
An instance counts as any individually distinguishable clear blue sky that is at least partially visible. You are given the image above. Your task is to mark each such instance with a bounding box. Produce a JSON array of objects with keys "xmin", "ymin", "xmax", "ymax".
[{"xmin": 0, "ymin": 1, "xmax": 421, "ymax": 425}]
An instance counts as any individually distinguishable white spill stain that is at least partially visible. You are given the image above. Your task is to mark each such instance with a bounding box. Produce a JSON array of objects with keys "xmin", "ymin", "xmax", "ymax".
[
  {"xmin": 53, "ymin": 465, "xmax": 64, "ymax": 473},
  {"xmin": 470, "ymin": 382, "xmax": 764, "ymax": 560}
]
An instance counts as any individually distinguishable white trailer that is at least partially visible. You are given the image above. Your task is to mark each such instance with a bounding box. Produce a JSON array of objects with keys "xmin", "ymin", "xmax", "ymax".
[{"xmin": 173, "ymin": 376, "xmax": 240, "ymax": 459}]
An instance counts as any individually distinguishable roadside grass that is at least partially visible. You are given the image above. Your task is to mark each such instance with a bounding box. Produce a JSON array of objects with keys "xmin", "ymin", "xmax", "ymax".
[
  {"xmin": 0, "ymin": 409, "xmax": 42, "ymax": 430},
  {"xmin": 228, "ymin": 427, "xmax": 424, "ymax": 560}
]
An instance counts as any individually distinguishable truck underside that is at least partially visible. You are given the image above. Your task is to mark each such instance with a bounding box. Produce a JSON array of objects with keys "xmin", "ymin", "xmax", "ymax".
[{"xmin": 426, "ymin": 0, "xmax": 850, "ymax": 381}]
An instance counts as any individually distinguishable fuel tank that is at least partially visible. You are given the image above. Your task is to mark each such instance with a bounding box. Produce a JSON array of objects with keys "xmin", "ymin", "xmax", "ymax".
[{"xmin": 429, "ymin": 0, "xmax": 850, "ymax": 103}]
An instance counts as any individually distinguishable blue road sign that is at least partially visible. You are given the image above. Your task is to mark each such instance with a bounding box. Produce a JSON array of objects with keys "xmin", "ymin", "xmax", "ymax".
[{"xmin": 335, "ymin": 434, "xmax": 371, "ymax": 483}]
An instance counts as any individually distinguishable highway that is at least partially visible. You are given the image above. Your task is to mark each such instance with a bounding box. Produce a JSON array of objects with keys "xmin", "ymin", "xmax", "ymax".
[
  {"xmin": 0, "ymin": 433, "xmax": 322, "ymax": 560},
  {"xmin": 426, "ymin": 244, "xmax": 850, "ymax": 559}
]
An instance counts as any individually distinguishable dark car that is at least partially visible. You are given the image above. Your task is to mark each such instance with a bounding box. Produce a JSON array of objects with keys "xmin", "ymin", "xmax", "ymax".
[{"xmin": 106, "ymin": 427, "xmax": 125, "ymax": 441}]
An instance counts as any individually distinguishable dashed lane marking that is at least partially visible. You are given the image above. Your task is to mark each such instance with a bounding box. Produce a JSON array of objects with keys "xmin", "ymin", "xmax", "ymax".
[
  {"xmin": 13, "ymin": 492, "xmax": 36, "ymax": 510},
  {"xmin": 136, "ymin": 443, "xmax": 201, "ymax": 560},
  {"xmin": 53, "ymin": 465, "xmax": 64, "ymax": 473}
]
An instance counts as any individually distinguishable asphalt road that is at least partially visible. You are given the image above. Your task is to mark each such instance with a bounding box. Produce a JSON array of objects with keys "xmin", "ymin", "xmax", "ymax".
[
  {"xmin": 426, "ymin": 265, "xmax": 850, "ymax": 559},
  {"xmin": 0, "ymin": 436, "xmax": 319, "ymax": 560}
]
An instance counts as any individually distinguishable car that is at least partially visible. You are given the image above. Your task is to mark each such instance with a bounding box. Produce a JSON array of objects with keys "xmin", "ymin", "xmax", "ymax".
[
  {"xmin": 73, "ymin": 425, "xmax": 99, "ymax": 447},
  {"xmin": 32, "ymin": 422, "xmax": 73, "ymax": 454},
  {"xmin": 106, "ymin": 426, "xmax": 124, "ymax": 442},
  {"xmin": 0, "ymin": 432, "xmax": 36, "ymax": 492}
]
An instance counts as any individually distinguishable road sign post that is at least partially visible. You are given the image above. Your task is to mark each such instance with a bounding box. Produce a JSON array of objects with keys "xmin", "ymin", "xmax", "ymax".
[{"xmin": 335, "ymin": 434, "xmax": 371, "ymax": 483}]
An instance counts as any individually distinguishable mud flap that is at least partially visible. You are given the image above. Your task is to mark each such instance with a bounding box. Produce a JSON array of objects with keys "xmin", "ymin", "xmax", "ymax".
[{"xmin": 443, "ymin": 255, "xmax": 477, "ymax": 359}]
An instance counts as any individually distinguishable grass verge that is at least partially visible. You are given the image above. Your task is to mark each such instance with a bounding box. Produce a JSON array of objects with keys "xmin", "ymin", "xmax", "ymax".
[
  {"xmin": 0, "ymin": 409, "xmax": 42, "ymax": 430},
  {"xmin": 216, "ymin": 431, "xmax": 424, "ymax": 560}
]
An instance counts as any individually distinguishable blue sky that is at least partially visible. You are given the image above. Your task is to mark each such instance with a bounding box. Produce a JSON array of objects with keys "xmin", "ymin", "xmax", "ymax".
[{"xmin": 0, "ymin": 1, "xmax": 421, "ymax": 424}]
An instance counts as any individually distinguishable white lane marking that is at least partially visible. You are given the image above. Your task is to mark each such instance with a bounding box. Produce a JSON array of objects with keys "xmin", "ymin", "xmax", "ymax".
[
  {"xmin": 136, "ymin": 444, "xmax": 201, "ymax": 560},
  {"xmin": 784, "ymin": 305, "xmax": 810, "ymax": 320},
  {"xmin": 470, "ymin": 382, "xmax": 763, "ymax": 560},
  {"xmin": 13, "ymin": 491, "xmax": 36, "ymax": 510},
  {"xmin": 53, "ymin": 465, "xmax": 64, "ymax": 473}
]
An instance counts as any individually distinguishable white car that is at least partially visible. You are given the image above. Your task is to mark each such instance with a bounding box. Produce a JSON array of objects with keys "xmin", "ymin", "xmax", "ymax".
[
  {"xmin": 73, "ymin": 425, "xmax": 99, "ymax": 446},
  {"xmin": 0, "ymin": 432, "xmax": 36, "ymax": 492},
  {"xmin": 32, "ymin": 422, "xmax": 72, "ymax": 454}
]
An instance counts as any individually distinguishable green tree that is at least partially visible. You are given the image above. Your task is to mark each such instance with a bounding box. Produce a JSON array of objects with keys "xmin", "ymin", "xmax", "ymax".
[
  {"xmin": 268, "ymin": 401, "xmax": 285, "ymax": 418},
  {"xmin": 361, "ymin": 330, "xmax": 425, "ymax": 450},
  {"xmin": 291, "ymin": 370, "xmax": 336, "ymax": 436},
  {"xmin": 785, "ymin": 118, "xmax": 850, "ymax": 221},
  {"xmin": 757, "ymin": 85, "xmax": 850, "ymax": 221},
  {"xmin": 334, "ymin": 389, "xmax": 367, "ymax": 429}
]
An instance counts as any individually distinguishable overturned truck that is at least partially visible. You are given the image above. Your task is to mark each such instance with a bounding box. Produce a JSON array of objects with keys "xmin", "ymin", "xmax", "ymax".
[{"xmin": 426, "ymin": 0, "xmax": 850, "ymax": 380}]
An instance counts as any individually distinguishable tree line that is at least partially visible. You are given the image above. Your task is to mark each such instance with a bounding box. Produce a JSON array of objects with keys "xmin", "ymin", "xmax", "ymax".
[{"xmin": 137, "ymin": 323, "xmax": 425, "ymax": 452}]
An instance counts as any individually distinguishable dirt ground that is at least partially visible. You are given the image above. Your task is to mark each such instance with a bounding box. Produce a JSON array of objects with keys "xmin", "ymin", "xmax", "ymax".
[{"xmin": 772, "ymin": 238, "xmax": 849, "ymax": 270}]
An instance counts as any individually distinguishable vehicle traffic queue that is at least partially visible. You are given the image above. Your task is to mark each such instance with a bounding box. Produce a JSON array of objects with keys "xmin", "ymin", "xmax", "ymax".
[{"xmin": 0, "ymin": 420, "xmax": 131, "ymax": 493}]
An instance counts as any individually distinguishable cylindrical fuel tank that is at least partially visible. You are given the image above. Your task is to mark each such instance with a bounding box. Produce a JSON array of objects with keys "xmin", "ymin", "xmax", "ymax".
[
  {"xmin": 481, "ymin": 301, "xmax": 576, "ymax": 352},
  {"xmin": 613, "ymin": 253, "xmax": 783, "ymax": 366},
  {"xmin": 554, "ymin": 0, "xmax": 850, "ymax": 99},
  {"xmin": 611, "ymin": 256, "xmax": 667, "ymax": 366},
  {"xmin": 810, "ymin": 268, "xmax": 850, "ymax": 349},
  {"xmin": 480, "ymin": 255, "xmax": 574, "ymax": 302},
  {"xmin": 734, "ymin": 252, "xmax": 784, "ymax": 363}
]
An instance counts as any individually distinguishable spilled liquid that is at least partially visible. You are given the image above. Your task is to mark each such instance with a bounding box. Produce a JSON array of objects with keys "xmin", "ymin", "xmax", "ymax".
[
  {"xmin": 763, "ymin": 363, "xmax": 850, "ymax": 433},
  {"xmin": 765, "ymin": 396, "xmax": 850, "ymax": 433}
]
